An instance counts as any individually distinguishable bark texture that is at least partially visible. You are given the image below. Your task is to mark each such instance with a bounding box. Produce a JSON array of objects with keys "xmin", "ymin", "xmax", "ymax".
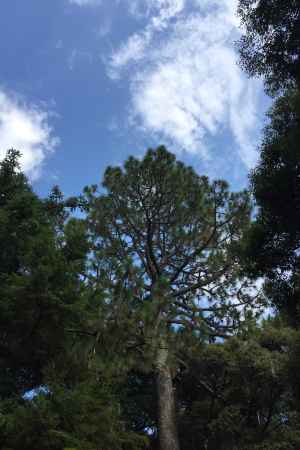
[{"xmin": 156, "ymin": 345, "xmax": 180, "ymax": 450}]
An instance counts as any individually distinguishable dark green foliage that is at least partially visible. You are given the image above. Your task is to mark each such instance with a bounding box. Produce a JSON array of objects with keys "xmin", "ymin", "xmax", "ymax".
[
  {"xmin": 176, "ymin": 323, "xmax": 300, "ymax": 449},
  {"xmin": 244, "ymin": 89, "xmax": 300, "ymax": 273},
  {"xmin": 2, "ymin": 131, "xmax": 300, "ymax": 449},
  {"xmin": 0, "ymin": 149, "xmax": 148, "ymax": 450},
  {"xmin": 237, "ymin": 0, "xmax": 300, "ymax": 95},
  {"xmin": 0, "ymin": 150, "xmax": 89, "ymax": 398},
  {"xmin": 236, "ymin": 2, "xmax": 300, "ymax": 447},
  {"xmin": 0, "ymin": 381, "xmax": 148, "ymax": 450},
  {"xmin": 119, "ymin": 371, "xmax": 157, "ymax": 434},
  {"xmin": 242, "ymin": 90, "xmax": 300, "ymax": 323},
  {"xmin": 83, "ymin": 146, "xmax": 259, "ymax": 449},
  {"xmin": 84, "ymin": 146, "xmax": 255, "ymax": 350},
  {"xmin": 1, "ymin": 0, "xmax": 300, "ymax": 444}
]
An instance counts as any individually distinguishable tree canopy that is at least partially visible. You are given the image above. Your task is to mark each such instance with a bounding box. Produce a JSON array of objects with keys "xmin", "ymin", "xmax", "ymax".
[
  {"xmin": 83, "ymin": 146, "xmax": 259, "ymax": 449},
  {"xmin": 237, "ymin": 0, "xmax": 300, "ymax": 95},
  {"xmin": 2, "ymin": 0, "xmax": 300, "ymax": 445},
  {"xmin": 0, "ymin": 150, "xmax": 87, "ymax": 397}
]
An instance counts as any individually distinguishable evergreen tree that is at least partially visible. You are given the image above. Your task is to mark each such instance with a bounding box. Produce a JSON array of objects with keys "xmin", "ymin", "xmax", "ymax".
[
  {"xmin": 0, "ymin": 379, "xmax": 148, "ymax": 450},
  {"xmin": 237, "ymin": 0, "xmax": 300, "ymax": 325},
  {"xmin": 236, "ymin": 2, "xmax": 300, "ymax": 446},
  {"xmin": 0, "ymin": 149, "xmax": 89, "ymax": 396},
  {"xmin": 237, "ymin": 0, "xmax": 300, "ymax": 95},
  {"xmin": 0, "ymin": 149, "xmax": 147, "ymax": 450},
  {"xmin": 84, "ymin": 147, "xmax": 258, "ymax": 450},
  {"xmin": 242, "ymin": 90, "xmax": 300, "ymax": 324},
  {"xmin": 177, "ymin": 321, "xmax": 300, "ymax": 450}
]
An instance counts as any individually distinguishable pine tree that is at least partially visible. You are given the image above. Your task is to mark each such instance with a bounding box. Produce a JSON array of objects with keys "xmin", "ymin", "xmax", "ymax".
[{"xmin": 84, "ymin": 147, "xmax": 258, "ymax": 449}]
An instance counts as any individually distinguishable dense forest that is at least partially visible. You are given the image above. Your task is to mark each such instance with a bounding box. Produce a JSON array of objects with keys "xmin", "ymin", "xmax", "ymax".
[{"xmin": 1, "ymin": 0, "xmax": 300, "ymax": 449}]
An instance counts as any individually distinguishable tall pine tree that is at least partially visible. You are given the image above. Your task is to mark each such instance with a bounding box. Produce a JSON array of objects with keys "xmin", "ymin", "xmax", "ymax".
[{"xmin": 84, "ymin": 147, "xmax": 258, "ymax": 450}]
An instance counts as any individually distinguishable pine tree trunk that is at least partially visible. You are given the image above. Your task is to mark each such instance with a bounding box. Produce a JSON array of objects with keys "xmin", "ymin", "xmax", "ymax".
[{"xmin": 156, "ymin": 344, "xmax": 180, "ymax": 450}]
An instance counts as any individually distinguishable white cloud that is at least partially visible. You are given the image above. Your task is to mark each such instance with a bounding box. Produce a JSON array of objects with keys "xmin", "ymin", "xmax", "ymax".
[
  {"xmin": 0, "ymin": 90, "xmax": 58, "ymax": 179},
  {"xmin": 130, "ymin": 0, "xmax": 185, "ymax": 20},
  {"xmin": 107, "ymin": 0, "xmax": 263, "ymax": 168},
  {"xmin": 108, "ymin": 32, "xmax": 152, "ymax": 80},
  {"xmin": 109, "ymin": 0, "xmax": 185, "ymax": 78}
]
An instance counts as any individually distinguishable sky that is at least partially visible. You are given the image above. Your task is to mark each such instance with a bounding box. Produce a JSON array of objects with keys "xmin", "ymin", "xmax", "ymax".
[{"xmin": 0, "ymin": 0, "xmax": 270, "ymax": 197}]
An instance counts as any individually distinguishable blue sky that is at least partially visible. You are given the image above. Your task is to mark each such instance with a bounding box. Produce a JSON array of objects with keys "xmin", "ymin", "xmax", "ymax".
[{"xmin": 0, "ymin": 0, "xmax": 270, "ymax": 197}]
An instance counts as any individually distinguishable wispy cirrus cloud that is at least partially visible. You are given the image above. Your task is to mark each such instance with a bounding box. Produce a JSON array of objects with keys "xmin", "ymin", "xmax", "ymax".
[
  {"xmin": 0, "ymin": 90, "xmax": 58, "ymax": 179},
  {"xmin": 128, "ymin": 0, "xmax": 185, "ymax": 21},
  {"xmin": 108, "ymin": 0, "xmax": 185, "ymax": 79},
  {"xmin": 107, "ymin": 0, "xmax": 264, "ymax": 169}
]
